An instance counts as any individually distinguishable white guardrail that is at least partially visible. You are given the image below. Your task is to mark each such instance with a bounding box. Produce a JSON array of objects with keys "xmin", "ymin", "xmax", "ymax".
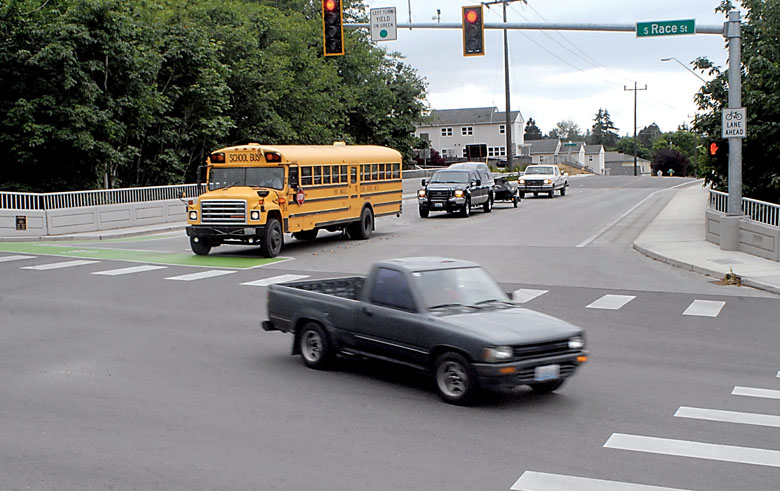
[
  {"xmin": 0, "ymin": 184, "xmax": 205, "ymax": 211},
  {"xmin": 708, "ymin": 189, "xmax": 780, "ymax": 228}
]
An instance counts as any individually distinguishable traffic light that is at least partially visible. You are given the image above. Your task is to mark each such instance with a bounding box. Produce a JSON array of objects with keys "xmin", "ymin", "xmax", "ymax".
[
  {"xmin": 709, "ymin": 141, "xmax": 719, "ymax": 156},
  {"xmin": 322, "ymin": 0, "xmax": 344, "ymax": 56},
  {"xmin": 462, "ymin": 6, "xmax": 484, "ymax": 56}
]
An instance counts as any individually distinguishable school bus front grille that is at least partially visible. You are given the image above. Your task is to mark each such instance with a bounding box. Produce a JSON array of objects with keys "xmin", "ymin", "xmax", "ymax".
[{"xmin": 201, "ymin": 200, "xmax": 247, "ymax": 224}]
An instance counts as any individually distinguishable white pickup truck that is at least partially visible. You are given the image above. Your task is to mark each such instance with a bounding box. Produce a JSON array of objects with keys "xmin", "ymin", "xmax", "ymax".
[{"xmin": 518, "ymin": 165, "xmax": 569, "ymax": 198}]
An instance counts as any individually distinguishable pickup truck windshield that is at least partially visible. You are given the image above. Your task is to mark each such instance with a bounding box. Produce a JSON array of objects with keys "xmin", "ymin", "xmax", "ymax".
[
  {"xmin": 209, "ymin": 167, "xmax": 285, "ymax": 190},
  {"xmin": 428, "ymin": 171, "xmax": 469, "ymax": 184},
  {"xmin": 524, "ymin": 167, "xmax": 553, "ymax": 175},
  {"xmin": 413, "ymin": 267, "xmax": 510, "ymax": 310}
]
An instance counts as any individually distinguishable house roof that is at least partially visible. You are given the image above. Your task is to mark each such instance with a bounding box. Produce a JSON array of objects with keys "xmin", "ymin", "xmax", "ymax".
[
  {"xmin": 585, "ymin": 144, "xmax": 604, "ymax": 154},
  {"xmin": 421, "ymin": 107, "xmax": 522, "ymax": 126},
  {"xmin": 525, "ymin": 139, "xmax": 561, "ymax": 154}
]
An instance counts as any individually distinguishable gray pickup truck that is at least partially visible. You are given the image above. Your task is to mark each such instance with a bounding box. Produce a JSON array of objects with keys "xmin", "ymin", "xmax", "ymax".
[{"xmin": 262, "ymin": 257, "xmax": 588, "ymax": 405}]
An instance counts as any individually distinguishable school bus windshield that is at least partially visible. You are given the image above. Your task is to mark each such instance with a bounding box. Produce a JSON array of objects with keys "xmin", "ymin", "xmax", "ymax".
[{"xmin": 209, "ymin": 167, "xmax": 285, "ymax": 190}]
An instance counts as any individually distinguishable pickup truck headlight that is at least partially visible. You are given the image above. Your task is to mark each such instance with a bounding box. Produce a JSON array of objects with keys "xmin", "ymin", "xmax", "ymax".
[
  {"xmin": 569, "ymin": 336, "xmax": 585, "ymax": 350},
  {"xmin": 518, "ymin": 179, "xmax": 525, "ymax": 184},
  {"xmin": 544, "ymin": 179, "xmax": 552, "ymax": 184},
  {"xmin": 418, "ymin": 189, "xmax": 426, "ymax": 198},
  {"xmin": 188, "ymin": 210, "xmax": 198, "ymax": 221},
  {"xmin": 454, "ymin": 189, "xmax": 465, "ymax": 198},
  {"xmin": 483, "ymin": 346, "xmax": 513, "ymax": 362},
  {"xmin": 250, "ymin": 210, "xmax": 260, "ymax": 221}
]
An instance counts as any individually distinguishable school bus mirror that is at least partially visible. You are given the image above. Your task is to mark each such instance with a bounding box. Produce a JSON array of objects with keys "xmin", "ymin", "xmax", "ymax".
[{"xmin": 196, "ymin": 165, "xmax": 207, "ymax": 186}]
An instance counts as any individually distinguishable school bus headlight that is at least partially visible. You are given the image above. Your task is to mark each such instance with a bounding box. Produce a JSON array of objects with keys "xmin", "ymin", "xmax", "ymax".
[
  {"xmin": 188, "ymin": 210, "xmax": 198, "ymax": 221},
  {"xmin": 250, "ymin": 210, "xmax": 261, "ymax": 221}
]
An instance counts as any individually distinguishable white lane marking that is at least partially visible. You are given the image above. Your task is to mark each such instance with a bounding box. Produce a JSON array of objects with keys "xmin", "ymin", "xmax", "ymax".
[
  {"xmin": 675, "ymin": 406, "xmax": 780, "ymax": 429},
  {"xmin": 682, "ymin": 300, "xmax": 725, "ymax": 317},
  {"xmin": 166, "ymin": 270, "xmax": 236, "ymax": 281},
  {"xmin": 732, "ymin": 386, "xmax": 780, "ymax": 400},
  {"xmin": 577, "ymin": 180, "xmax": 693, "ymax": 248},
  {"xmin": 511, "ymin": 471, "xmax": 691, "ymax": 491},
  {"xmin": 512, "ymin": 288, "xmax": 548, "ymax": 304},
  {"xmin": 604, "ymin": 433, "xmax": 780, "ymax": 468},
  {"xmin": 0, "ymin": 255, "xmax": 36, "ymax": 262},
  {"xmin": 22, "ymin": 260, "xmax": 99, "ymax": 270},
  {"xmin": 92, "ymin": 265, "xmax": 167, "ymax": 276},
  {"xmin": 241, "ymin": 274, "xmax": 308, "ymax": 286},
  {"xmin": 586, "ymin": 294, "xmax": 636, "ymax": 310}
]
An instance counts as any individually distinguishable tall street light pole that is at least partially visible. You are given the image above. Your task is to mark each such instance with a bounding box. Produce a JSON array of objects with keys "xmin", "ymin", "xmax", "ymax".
[
  {"xmin": 624, "ymin": 82, "xmax": 647, "ymax": 176},
  {"xmin": 661, "ymin": 57, "xmax": 707, "ymax": 82}
]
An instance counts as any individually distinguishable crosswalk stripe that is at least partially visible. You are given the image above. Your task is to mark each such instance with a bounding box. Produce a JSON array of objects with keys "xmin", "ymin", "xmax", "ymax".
[
  {"xmin": 512, "ymin": 288, "xmax": 548, "ymax": 304},
  {"xmin": 92, "ymin": 265, "xmax": 167, "ymax": 276},
  {"xmin": 241, "ymin": 274, "xmax": 308, "ymax": 286},
  {"xmin": 732, "ymin": 386, "xmax": 780, "ymax": 400},
  {"xmin": 604, "ymin": 433, "xmax": 780, "ymax": 468},
  {"xmin": 510, "ymin": 471, "xmax": 691, "ymax": 491},
  {"xmin": 21, "ymin": 260, "xmax": 99, "ymax": 270},
  {"xmin": 0, "ymin": 255, "xmax": 36, "ymax": 262},
  {"xmin": 682, "ymin": 299, "xmax": 725, "ymax": 317},
  {"xmin": 166, "ymin": 270, "xmax": 236, "ymax": 281},
  {"xmin": 675, "ymin": 406, "xmax": 780, "ymax": 428},
  {"xmin": 586, "ymin": 294, "xmax": 635, "ymax": 310}
]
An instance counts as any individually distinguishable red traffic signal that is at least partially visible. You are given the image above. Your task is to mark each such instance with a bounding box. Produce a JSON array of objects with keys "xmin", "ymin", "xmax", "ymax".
[
  {"xmin": 322, "ymin": 0, "xmax": 344, "ymax": 56},
  {"xmin": 462, "ymin": 6, "xmax": 484, "ymax": 56},
  {"xmin": 709, "ymin": 142, "xmax": 719, "ymax": 156}
]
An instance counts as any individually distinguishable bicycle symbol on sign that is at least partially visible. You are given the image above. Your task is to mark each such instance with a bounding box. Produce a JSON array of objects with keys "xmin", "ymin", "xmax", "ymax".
[{"xmin": 725, "ymin": 111, "xmax": 744, "ymax": 121}]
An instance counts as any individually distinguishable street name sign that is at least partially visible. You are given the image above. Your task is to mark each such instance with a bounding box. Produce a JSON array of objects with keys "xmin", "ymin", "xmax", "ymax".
[
  {"xmin": 722, "ymin": 107, "xmax": 747, "ymax": 138},
  {"xmin": 370, "ymin": 7, "xmax": 397, "ymax": 41},
  {"xmin": 636, "ymin": 19, "xmax": 695, "ymax": 37}
]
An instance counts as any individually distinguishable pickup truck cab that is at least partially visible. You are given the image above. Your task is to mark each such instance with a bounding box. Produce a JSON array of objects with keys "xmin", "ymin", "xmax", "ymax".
[
  {"xmin": 518, "ymin": 164, "xmax": 568, "ymax": 198},
  {"xmin": 262, "ymin": 257, "xmax": 588, "ymax": 405}
]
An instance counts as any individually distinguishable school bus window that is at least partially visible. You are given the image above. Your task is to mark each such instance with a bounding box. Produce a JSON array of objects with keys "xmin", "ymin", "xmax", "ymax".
[
  {"xmin": 301, "ymin": 166, "xmax": 312, "ymax": 186},
  {"xmin": 313, "ymin": 166, "xmax": 322, "ymax": 185},
  {"xmin": 371, "ymin": 164, "xmax": 378, "ymax": 181},
  {"xmin": 340, "ymin": 165, "xmax": 347, "ymax": 183},
  {"xmin": 351, "ymin": 166, "xmax": 357, "ymax": 184},
  {"xmin": 323, "ymin": 166, "xmax": 331, "ymax": 185},
  {"xmin": 382, "ymin": 163, "xmax": 389, "ymax": 180},
  {"xmin": 361, "ymin": 164, "xmax": 367, "ymax": 182},
  {"xmin": 392, "ymin": 163, "xmax": 400, "ymax": 179},
  {"xmin": 328, "ymin": 165, "xmax": 336, "ymax": 184}
]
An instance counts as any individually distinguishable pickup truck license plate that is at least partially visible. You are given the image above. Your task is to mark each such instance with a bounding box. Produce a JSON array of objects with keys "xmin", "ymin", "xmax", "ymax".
[
  {"xmin": 433, "ymin": 203, "xmax": 443, "ymax": 208},
  {"xmin": 534, "ymin": 364, "xmax": 560, "ymax": 381}
]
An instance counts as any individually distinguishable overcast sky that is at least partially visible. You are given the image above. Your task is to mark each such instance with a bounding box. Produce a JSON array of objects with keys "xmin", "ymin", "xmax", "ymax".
[{"xmin": 361, "ymin": 0, "xmax": 736, "ymax": 138}]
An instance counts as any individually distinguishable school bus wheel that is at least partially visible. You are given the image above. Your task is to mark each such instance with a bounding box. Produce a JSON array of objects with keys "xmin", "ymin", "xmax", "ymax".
[
  {"xmin": 348, "ymin": 207, "xmax": 373, "ymax": 240},
  {"xmin": 260, "ymin": 217, "xmax": 284, "ymax": 258},
  {"xmin": 190, "ymin": 236, "xmax": 212, "ymax": 256}
]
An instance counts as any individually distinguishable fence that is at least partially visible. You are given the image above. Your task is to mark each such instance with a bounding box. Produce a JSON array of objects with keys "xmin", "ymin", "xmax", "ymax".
[
  {"xmin": 1, "ymin": 184, "xmax": 204, "ymax": 211},
  {"xmin": 708, "ymin": 189, "xmax": 780, "ymax": 227}
]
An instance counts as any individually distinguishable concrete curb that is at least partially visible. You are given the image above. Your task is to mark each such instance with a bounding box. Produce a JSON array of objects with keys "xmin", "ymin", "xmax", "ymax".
[{"xmin": 0, "ymin": 224, "xmax": 184, "ymax": 243}]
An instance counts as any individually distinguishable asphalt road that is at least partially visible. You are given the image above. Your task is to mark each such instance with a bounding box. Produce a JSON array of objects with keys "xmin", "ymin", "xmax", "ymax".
[{"xmin": 1, "ymin": 175, "xmax": 778, "ymax": 490}]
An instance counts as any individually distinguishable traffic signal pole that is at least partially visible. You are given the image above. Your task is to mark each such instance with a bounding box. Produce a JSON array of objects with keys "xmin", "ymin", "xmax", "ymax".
[{"xmin": 720, "ymin": 9, "xmax": 742, "ymax": 251}]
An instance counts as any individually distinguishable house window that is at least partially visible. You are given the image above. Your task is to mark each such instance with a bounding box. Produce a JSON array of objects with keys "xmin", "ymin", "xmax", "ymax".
[
  {"xmin": 461, "ymin": 126, "xmax": 473, "ymax": 136},
  {"xmin": 499, "ymin": 125, "xmax": 505, "ymax": 134},
  {"xmin": 488, "ymin": 146, "xmax": 506, "ymax": 157},
  {"xmin": 440, "ymin": 127, "xmax": 453, "ymax": 137},
  {"xmin": 588, "ymin": 156, "xmax": 593, "ymax": 162}
]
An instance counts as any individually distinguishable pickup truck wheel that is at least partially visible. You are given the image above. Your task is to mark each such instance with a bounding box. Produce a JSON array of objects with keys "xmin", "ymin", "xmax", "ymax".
[
  {"xmin": 419, "ymin": 207, "xmax": 429, "ymax": 218},
  {"xmin": 483, "ymin": 194, "xmax": 493, "ymax": 213},
  {"xmin": 548, "ymin": 190, "xmax": 555, "ymax": 198},
  {"xmin": 529, "ymin": 379, "xmax": 565, "ymax": 394},
  {"xmin": 298, "ymin": 322, "xmax": 332, "ymax": 370},
  {"xmin": 349, "ymin": 207, "xmax": 373, "ymax": 240},
  {"xmin": 560, "ymin": 185, "xmax": 567, "ymax": 196},
  {"xmin": 434, "ymin": 352, "xmax": 478, "ymax": 405},
  {"xmin": 190, "ymin": 237, "xmax": 211, "ymax": 256},
  {"xmin": 512, "ymin": 196, "xmax": 518, "ymax": 208},
  {"xmin": 460, "ymin": 198, "xmax": 471, "ymax": 218},
  {"xmin": 260, "ymin": 218, "xmax": 283, "ymax": 257}
]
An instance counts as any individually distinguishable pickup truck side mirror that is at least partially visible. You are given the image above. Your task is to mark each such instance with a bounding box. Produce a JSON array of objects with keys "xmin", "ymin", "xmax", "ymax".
[
  {"xmin": 506, "ymin": 291, "xmax": 514, "ymax": 300},
  {"xmin": 421, "ymin": 179, "xmax": 427, "ymax": 186},
  {"xmin": 475, "ymin": 179, "xmax": 481, "ymax": 186}
]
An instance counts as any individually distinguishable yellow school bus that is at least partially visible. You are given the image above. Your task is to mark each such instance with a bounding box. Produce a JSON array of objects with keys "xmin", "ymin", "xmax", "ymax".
[{"xmin": 185, "ymin": 142, "xmax": 403, "ymax": 257}]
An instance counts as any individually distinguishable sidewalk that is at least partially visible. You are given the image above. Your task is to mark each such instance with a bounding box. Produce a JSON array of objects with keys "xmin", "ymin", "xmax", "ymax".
[{"xmin": 633, "ymin": 183, "xmax": 780, "ymax": 295}]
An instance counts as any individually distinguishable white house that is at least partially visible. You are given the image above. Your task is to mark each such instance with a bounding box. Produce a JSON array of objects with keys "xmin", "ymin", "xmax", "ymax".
[{"xmin": 414, "ymin": 107, "xmax": 526, "ymax": 161}]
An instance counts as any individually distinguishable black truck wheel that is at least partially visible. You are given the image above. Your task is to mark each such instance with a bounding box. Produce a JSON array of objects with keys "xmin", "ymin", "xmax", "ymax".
[
  {"xmin": 434, "ymin": 352, "xmax": 479, "ymax": 405},
  {"xmin": 260, "ymin": 218, "xmax": 283, "ymax": 257},
  {"xmin": 419, "ymin": 207, "xmax": 429, "ymax": 218},
  {"xmin": 190, "ymin": 237, "xmax": 211, "ymax": 256},
  {"xmin": 298, "ymin": 322, "xmax": 332, "ymax": 370},
  {"xmin": 483, "ymin": 194, "xmax": 493, "ymax": 213},
  {"xmin": 460, "ymin": 198, "xmax": 471, "ymax": 218}
]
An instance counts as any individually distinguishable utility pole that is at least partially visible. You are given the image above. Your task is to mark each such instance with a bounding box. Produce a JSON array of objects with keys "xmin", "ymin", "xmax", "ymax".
[
  {"xmin": 624, "ymin": 82, "xmax": 647, "ymax": 176},
  {"xmin": 485, "ymin": 0, "xmax": 526, "ymax": 170}
]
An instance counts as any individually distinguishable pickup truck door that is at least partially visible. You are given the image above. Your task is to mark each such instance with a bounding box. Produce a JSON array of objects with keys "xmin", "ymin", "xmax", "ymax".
[{"xmin": 354, "ymin": 268, "xmax": 428, "ymax": 368}]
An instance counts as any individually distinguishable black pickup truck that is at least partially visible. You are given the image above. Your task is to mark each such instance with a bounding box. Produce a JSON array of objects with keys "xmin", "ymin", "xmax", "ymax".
[{"xmin": 262, "ymin": 257, "xmax": 588, "ymax": 405}]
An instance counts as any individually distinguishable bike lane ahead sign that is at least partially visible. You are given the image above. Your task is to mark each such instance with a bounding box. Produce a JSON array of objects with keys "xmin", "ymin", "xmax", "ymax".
[{"xmin": 722, "ymin": 107, "xmax": 747, "ymax": 138}]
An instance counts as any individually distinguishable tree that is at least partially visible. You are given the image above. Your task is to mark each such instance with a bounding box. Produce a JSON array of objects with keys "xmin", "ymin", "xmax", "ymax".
[
  {"xmin": 614, "ymin": 138, "xmax": 652, "ymax": 161},
  {"xmin": 590, "ymin": 108, "xmax": 620, "ymax": 148},
  {"xmin": 638, "ymin": 123, "xmax": 662, "ymax": 149},
  {"xmin": 548, "ymin": 120, "xmax": 583, "ymax": 141},
  {"xmin": 652, "ymin": 148, "xmax": 689, "ymax": 176},
  {"xmin": 524, "ymin": 117, "xmax": 543, "ymax": 140},
  {"xmin": 693, "ymin": 0, "xmax": 780, "ymax": 202}
]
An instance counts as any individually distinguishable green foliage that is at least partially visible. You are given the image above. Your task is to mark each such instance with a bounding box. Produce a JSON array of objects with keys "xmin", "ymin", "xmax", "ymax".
[
  {"xmin": 614, "ymin": 138, "xmax": 652, "ymax": 161},
  {"xmin": 0, "ymin": 0, "xmax": 427, "ymax": 191},
  {"xmin": 589, "ymin": 108, "xmax": 619, "ymax": 148},
  {"xmin": 693, "ymin": 0, "xmax": 780, "ymax": 202},
  {"xmin": 548, "ymin": 120, "xmax": 584, "ymax": 141},
  {"xmin": 523, "ymin": 117, "xmax": 543, "ymax": 140}
]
